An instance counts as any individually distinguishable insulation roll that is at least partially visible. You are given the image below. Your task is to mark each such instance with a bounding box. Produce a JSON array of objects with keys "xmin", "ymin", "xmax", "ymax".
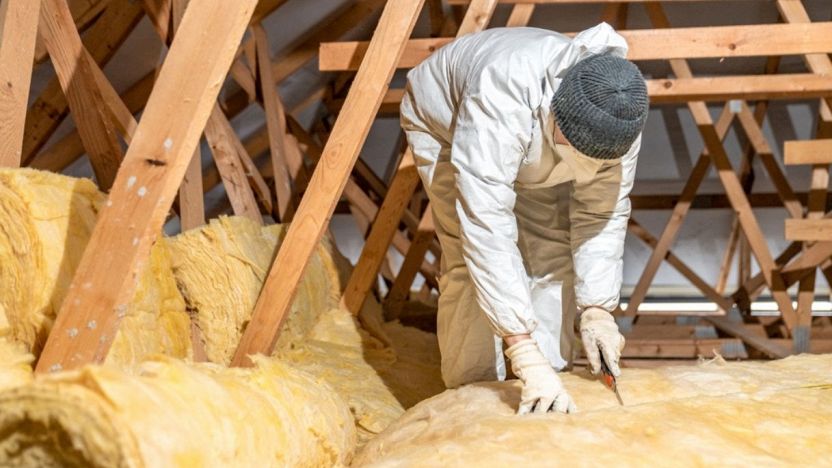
[
  {"xmin": 354, "ymin": 354, "xmax": 832, "ymax": 466},
  {"xmin": 0, "ymin": 169, "xmax": 191, "ymax": 365},
  {"xmin": 0, "ymin": 356, "xmax": 356, "ymax": 467},
  {"xmin": 0, "ymin": 338, "xmax": 33, "ymax": 390},
  {"xmin": 163, "ymin": 216, "xmax": 343, "ymax": 364}
]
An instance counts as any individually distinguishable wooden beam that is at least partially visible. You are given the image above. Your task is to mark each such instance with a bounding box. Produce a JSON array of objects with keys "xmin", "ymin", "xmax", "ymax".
[
  {"xmin": 647, "ymin": 74, "xmax": 832, "ymax": 104},
  {"xmin": 0, "ymin": 0, "xmax": 42, "ymax": 167},
  {"xmin": 505, "ymin": 3, "xmax": 534, "ymax": 27},
  {"xmin": 785, "ymin": 139, "xmax": 832, "ymax": 165},
  {"xmin": 456, "ymin": 0, "xmax": 497, "ymax": 34},
  {"xmin": 231, "ymin": 0, "xmax": 426, "ymax": 367},
  {"xmin": 204, "ymin": 104, "xmax": 263, "ymax": 224},
  {"xmin": 22, "ymin": 0, "xmax": 143, "ymax": 165},
  {"xmin": 171, "ymin": 0, "xmax": 204, "ymax": 231},
  {"xmin": 319, "ymin": 22, "xmax": 832, "ymax": 71},
  {"xmin": 35, "ymin": 0, "xmax": 257, "ymax": 373},
  {"xmin": 785, "ymin": 219, "xmax": 832, "ymax": 242},
  {"xmin": 253, "ymin": 23, "xmax": 295, "ymax": 221},
  {"xmin": 39, "ymin": 0, "xmax": 125, "ymax": 189}
]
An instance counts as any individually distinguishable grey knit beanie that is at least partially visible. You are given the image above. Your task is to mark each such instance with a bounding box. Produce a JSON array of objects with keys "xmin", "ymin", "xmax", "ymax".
[{"xmin": 551, "ymin": 54, "xmax": 648, "ymax": 160}]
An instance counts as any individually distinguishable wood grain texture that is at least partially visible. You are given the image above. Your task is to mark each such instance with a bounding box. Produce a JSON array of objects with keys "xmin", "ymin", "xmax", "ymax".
[
  {"xmin": 204, "ymin": 104, "xmax": 263, "ymax": 224},
  {"xmin": 319, "ymin": 22, "xmax": 832, "ymax": 71},
  {"xmin": 39, "ymin": 0, "xmax": 125, "ymax": 189},
  {"xmin": 36, "ymin": 0, "xmax": 258, "ymax": 373},
  {"xmin": 22, "ymin": 0, "xmax": 143, "ymax": 165},
  {"xmin": 232, "ymin": 0, "xmax": 426, "ymax": 367},
  {"xmin": 785, "ymin": 139, "xmax": 832, "ymax": 166},
  {"xmin": 254, "ymin": 23, "xmax": 294, "ymax": 221},
  {"xmin": 0, "ymin": 0, "xmax": 42, "ymax": 167}
]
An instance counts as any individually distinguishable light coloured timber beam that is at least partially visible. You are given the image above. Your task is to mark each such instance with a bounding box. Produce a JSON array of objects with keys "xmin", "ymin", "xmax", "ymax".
[
  {"xmin": 32, "ymin": 0, "xmax": 112, "ymax": 63},
  {"xmin": 22, "ymin": 0, "xmax": 143, "ymax": 165},
  {"xmin": 0, "ymin": 0, "xmax": 42, "ymax": 167},
  {"xmin": 231, "ymin": 0, "xmax": 426, "ymax": 367},
  {"xmin": 36, "ymin": 0, "xmax": 257, "ymax": 373},
  {"xmin": 319, "ymin": 22, "xmax": 832, "ymax": 71},
  {"xmin": 204, "ymin": 104, "xmax": 264, "ymax": 224},
  {"xmin": 39, "ymin": 0, "xmax": 124, "ymax": 189},
  {"xmin": 785, "ymin": 139, "xmax": 832, "ymax": 165},
  {"xmin": 785, "ymin": 219, "xmax": 832, "ymax": 242}
]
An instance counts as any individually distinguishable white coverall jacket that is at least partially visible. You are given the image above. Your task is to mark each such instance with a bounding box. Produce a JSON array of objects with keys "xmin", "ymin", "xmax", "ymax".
[{"xmin": 400, "ymin": 23, "xmax": 640, "ymax": 388}]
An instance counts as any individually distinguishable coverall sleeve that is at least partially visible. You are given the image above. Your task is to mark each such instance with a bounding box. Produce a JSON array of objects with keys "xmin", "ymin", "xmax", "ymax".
[
  {"xmin": 450, "ymin": 60, "xmax": 540, "ymax": 337},
  {"xmin": 570, "ymin": 136, "xmax": 640, "ymax": 312}
]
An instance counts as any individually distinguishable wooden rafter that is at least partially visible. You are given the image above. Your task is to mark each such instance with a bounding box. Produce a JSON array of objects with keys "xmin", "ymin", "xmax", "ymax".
[{"xmin": 36, "ymin": 0, "xmax": 258, "ymax": 372}]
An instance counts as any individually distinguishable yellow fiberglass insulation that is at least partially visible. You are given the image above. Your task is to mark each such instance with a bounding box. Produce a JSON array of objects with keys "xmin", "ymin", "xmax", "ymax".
[
  {"xmin": 354, "ymin": 354, "xmax": 832, "ymax": 466},
  {"xmin": 0, "ymin": 168, "xmax": 191, "ymax": 365},
  {"xmin": 0, "ymin": 356, "xmax": 356, "ymax": 467},
  {"xmin": 163, "ymin": 216, "xmax": 342, "ymax": 364},
  {"xmin": 0, "ymin": 337, "xmax": 33, "ymax": 390}
]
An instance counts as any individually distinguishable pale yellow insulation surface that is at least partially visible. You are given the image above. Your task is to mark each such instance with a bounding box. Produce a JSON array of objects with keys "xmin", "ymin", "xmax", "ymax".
[
  {"xmin": 355, "ymin": 354, "xmax": 832, "ymax": 467},
  {"xmin": 0, "ymin": 337, "xmax": 33, "ymax": 390},
  {"xmin": 163, "ymin": 216, "xmax": 342, "ymax": 364},
  {"xmin": 0, "ymin": 168, "xmax": 191, "ymax": 365},
  {"xmin": 0, "ymin": 356, "xmax": 355, "ymax": 467}
]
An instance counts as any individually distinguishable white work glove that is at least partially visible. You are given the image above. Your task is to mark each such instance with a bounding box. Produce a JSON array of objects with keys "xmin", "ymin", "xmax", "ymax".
[
  {"xmin": 580, "ymin": 307, "xmax": 625, "ymax": 377},
  {"xmin": 505, "ymin": 339, "xmax": 577, "ymax": 415}
]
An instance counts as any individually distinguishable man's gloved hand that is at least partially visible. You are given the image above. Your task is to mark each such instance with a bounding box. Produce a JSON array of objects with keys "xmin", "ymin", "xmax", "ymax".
[
  {"xmin": 505, "ymin": 339, "xmax": 577, "ymax": 415},
  {"xmin": 580, "ymin": 307, "xmax": 625, "ymax": 377}
]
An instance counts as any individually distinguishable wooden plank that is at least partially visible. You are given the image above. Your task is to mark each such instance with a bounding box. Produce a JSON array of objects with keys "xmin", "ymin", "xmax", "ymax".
[
  {"xmin": 319, "ymin": 23, "xmax": 832, "ymax": 71},
  {"xmin": 647, "ymin": 74, "xmax": 832, "ymax": 104},
  {"xmin": 0, "ymin": 0, "xmax": 42, "ymax": 167},
  {"xmin": 231, "ymin": 0, "xmax": 426, "ymax": 367},
  {"xmin": 785, "ymin": 219, "xmax": 832, "ymax": 242},
  {"xmin": 22, "ymin": 0, "xmax": 143, "ymax": 165},
  {"xmin": 35, "ymin": 0, "xmax": 257, "ymax": 373},
  {"xmin": 39, "ymin": 0, "xmax": 125, "ymax": 189},
  {"xmin": 339, "ymin": 0, "xmax": 497, "ymax": 318},
  {"xmin": 32, "ymin": 0, "xmax": 112, "ymax": 63},
  {"xmin": 456, "ymin": 0, "xmax": 497, "ymax": 34},
  {"xmin": 506, "ymin": 4, "xmax": 534, "ymax": 29},
  {"xmin": 253, "ymin": 23, "xmax": 294, "ymax": 221},
  {"xmin": 784, "ymin": 139, "xmax": 832, "ymax": 165},
  {"xmin": 204, "ymin": 104, "xmax": 263, "ymax": 224}
]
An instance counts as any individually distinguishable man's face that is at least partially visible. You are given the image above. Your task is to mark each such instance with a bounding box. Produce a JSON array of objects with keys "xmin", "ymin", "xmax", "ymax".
[{"xmin": 552, "ymin": 120, "xmax": 605, "ymax": 183}]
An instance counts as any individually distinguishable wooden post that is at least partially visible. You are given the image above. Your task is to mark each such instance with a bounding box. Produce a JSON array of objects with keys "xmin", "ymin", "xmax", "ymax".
[
  {"xmin": 35, "ymin": 0, "xmax": 258, "ymax": 373},
  {"xmin": 0, "ymin": 0, "xmax": 42, "ymax": 167},
  {"xmin": 231, "ymin": 0, "xmax": 426, "ymax": 367}
]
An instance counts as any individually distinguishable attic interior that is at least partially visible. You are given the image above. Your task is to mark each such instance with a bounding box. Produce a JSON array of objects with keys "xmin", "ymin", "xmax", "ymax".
[{"xmin": 0, "ymin": 0, "xmax": 831, "ymax": 465}]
